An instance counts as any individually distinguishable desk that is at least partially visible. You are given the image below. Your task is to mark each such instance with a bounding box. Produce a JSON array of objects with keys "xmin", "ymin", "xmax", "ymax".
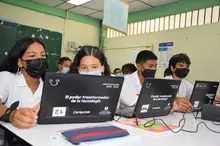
[{"xmin": 1, "ymin": 113, "xmax": 220, "ymax": 146}]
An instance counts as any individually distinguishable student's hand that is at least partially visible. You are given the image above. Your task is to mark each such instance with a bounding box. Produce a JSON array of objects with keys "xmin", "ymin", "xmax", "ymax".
[
  {"xmin": 173, "ymin": 98, "xmax": 192, "ymax": 113},
  {"xmin": 215, "ymin": 96, "xmax": 220, "ymax": 102},
  {"xmin": 9, "ymin": 108, "xmax": 38, "ymax": 129}
]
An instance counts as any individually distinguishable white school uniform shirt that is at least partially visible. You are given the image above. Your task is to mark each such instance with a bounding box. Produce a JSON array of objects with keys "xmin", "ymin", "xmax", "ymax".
[
  {"xmin": 0, "ymin": 71, "xmax": 43, "ymax": 108},
  {"xmin": 164, "ymin": 75, "xmax": 193, "ymax": 98},
  {"xmin": 119, "ymin": 71, "xmax": 142, "ymax": 107}
]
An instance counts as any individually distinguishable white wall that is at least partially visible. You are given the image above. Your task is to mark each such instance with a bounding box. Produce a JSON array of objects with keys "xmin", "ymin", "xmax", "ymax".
[
  {"xmin": 104, "ymin": 22, "xmax": 220, "ymax": 93},
  {"xmin": 0, "ymin": 3, "xmax": 99, "ymax": 59}
]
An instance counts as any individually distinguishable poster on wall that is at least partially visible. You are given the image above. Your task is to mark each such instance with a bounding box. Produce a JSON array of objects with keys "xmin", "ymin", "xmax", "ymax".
[{"xmin": 158, "ymin": 42, "xmax": 174, "ymax": 67}]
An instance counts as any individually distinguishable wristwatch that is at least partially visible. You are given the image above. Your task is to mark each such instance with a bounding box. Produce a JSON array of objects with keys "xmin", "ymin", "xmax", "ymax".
[{"xmin": 0, "ymin": 101, "xmax": 19, "ymax": 122}]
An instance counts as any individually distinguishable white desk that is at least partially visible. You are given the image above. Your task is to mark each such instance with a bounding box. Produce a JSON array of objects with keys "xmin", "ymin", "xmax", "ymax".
[{"xmin": 1, "ymin": 113, "xmax": 220, "ymax": 146}]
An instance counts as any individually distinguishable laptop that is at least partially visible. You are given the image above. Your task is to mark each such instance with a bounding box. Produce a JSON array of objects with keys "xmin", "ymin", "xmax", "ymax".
[
  {"xmin": 117, "ymin": 78, "xmax": 181, "ymax": 118},
  {"xmin": 190, "ymin": 80, "xmax": 219, "ymax": 112},
  {"xmin": 38, "ymin": 72, "xmax": 124, "ymax": 124}
]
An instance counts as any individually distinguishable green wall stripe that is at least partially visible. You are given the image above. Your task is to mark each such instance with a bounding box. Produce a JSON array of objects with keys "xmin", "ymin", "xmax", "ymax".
[
  {"xmin": 1, "ymin": 0, "xmax": 101, "ymax": 27},
  {"xmin": 128, "ymin": 0, "xmax": 220, "ymax": 23}
]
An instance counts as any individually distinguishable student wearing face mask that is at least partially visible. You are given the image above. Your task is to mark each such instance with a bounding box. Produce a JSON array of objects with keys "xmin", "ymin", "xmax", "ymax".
[
  {"xmin": 119, "ymin": 50, "xmax": 158, "ymax": 108},
  {"xmin": 0, "ymin": 37, "xmax": 48, "ymax": 129},
  {"xmin": 69, "ymin": 45, "xmax": 111, "ymax": 76},
  {"xmin": 164, "ymin": 53, "xmax": 193, "ymax": 112},
  {"xmin": 57, "ymin": 57, "xmax": 72, "ymax": 73},
  {"xmin": 113, "ymin": 68, "xmax": 122, "ymax": 76}
]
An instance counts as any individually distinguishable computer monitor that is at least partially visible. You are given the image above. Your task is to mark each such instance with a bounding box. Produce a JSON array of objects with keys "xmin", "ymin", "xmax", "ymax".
[
  {"xmin": 38, "ymin": 72, "xmax": 124, "ymax": 124},
  {"xmin": 190, "ymin": 80, "xmax": 219, "ymax": 112}
]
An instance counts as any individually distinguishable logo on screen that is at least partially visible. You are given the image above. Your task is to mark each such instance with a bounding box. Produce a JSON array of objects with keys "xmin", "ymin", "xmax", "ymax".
[
  {"xmin": 195, "ymin": 83, "xmax": 208, "ymax": 89},
  {"xmin": 140, "ymin": 104, "xmax": 150, "ymax": 113},
  {"xmin": 49, "ymin": 79, "xmax": 60, "ymax": 87},
  {"xmin": 146, "ymin": 83, "xmax": 152, "ymax": 88}
]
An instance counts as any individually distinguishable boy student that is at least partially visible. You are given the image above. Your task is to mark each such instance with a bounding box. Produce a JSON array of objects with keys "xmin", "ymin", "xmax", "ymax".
[
  {"xmin": 58, "ymin": 57, "xmax": 72, "ymax": 73},
  {"xmin": 119, "ymin": 50, "xmax": 158, "ymax": 108},
  {"xmin": 164, "ymin": 53, "xmax": 193, "ymax": 112}
]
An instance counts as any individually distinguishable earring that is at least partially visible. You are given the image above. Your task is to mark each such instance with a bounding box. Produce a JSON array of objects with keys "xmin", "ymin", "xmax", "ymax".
[{"xmin": 17, "ymin": 67, "xmax": 21, "ymax": 74}]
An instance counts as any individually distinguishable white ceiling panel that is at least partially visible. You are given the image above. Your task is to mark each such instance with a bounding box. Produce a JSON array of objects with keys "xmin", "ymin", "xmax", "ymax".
[
  {"xmin": 141, "ymin": 0, "xmax": 178, "ymax": 7},
  {"xmin": 89, "ymin": 12, "xmax": 103, "ymax": 19},
  {"xmin": 32, "ymin": 0, "xmax": 62, "ymax": 7},
  {"xmin": 69, "ymin": 6, "xmax": 97, "ymax": 15},
  {"xmin": 56, "ymin": 2, "xmax": 75, "ymax": 10},
  {"xmin": 129, "ymin": 1, "xmax": 151, "ymax": 13},
  {"xmin": 82, "ymin": 0, "xmax": 104, "ymax": 10}
]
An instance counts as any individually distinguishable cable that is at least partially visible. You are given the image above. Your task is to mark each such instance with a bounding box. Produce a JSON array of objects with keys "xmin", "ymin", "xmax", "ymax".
[
  {"xmin": 182, "ymin": 121, "xmax": 220, "ymax": 134},
  {"xmin": 192, "ymin": 111, "xmax": 201, "ymax": 119},
  {"xmin": 114, "ymin": 111, "xmax": 136, "ymax": 122},
  {"xmin": 212, "ymin": 117, "xmax": 220, "ymax": 126},
  {"xmin": 135, "ymin": 112, "xmax": 187, "ymax": 133}
]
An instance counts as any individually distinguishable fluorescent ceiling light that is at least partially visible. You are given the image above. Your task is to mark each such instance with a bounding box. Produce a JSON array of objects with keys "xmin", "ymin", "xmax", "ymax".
[{"xmin": 67, "ymin": 0, "xmax": 92, "ymax": 5}]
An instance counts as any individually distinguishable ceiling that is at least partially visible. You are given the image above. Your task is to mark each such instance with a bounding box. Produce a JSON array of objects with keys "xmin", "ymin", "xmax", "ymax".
[{"xmin": 32, "ymin": 0, "xmax": 179, "ymax": 19}]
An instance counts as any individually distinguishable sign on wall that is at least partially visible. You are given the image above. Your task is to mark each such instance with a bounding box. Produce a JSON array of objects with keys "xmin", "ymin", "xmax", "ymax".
[{"xmin": 158, "ymin": 42, "xmax": 174, "ymax": 67}]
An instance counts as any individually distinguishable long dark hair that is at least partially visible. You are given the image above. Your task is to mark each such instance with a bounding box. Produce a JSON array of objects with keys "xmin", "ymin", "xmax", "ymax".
[
  {"xmin": 70, "ymin": 45, "xmax": 111, "ymax": 76},
  {"xmin": 0, "ymin": 37, "xmax": 46, "ymax": 74}
]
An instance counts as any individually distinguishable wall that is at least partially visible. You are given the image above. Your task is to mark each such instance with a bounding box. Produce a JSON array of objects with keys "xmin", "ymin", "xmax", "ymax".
[
  {"xmin": 104, "ymin": 22, "xmax": 220, "ymax": 93},
  {"xmin": 0, "ymin": 2, "xmax": 100, "ymax": 59}
]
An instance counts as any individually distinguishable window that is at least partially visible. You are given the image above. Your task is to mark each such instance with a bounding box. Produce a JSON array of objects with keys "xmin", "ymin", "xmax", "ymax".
[
  {"xmin": 107, "ymin": 28, "xmax": 110, "ymax": 38},
  {"xmin": 134, "ymin": 22, "xmax": 138, "ymax": 35},
  {"xmin": 130, "ymin": 23, "xmax": 134, "ymax": 35},
  {"xmin": 192, "ymin": 10, "xmax": 198, "ymax": 26},
  {"xmin": 212, "ymin": 6, "xmax": 220, "ymax": 23},
  {"xmin": 110, "ymin": 29, "xmax": 113, "ymax": 38},
  {"xmin": 115, "ymin": 31, "xmax": 119, "ymax": 37},
  {"xmin": 205, "ymin": 7, "xmax": 212, "ymax": 24},
  {"xmin": 150, "ymin": 19, "xmax": 155, "ymax": 32},
  {"xmin": 175, "ymin": 14, "xmax": 180, "ymax": 29},
  {"xmin": 138, "ymin": 21, "xmax": 142, "ymax": 34},
  {"xmin": 106, "ymin": 5, "xmax": 220, "ymax": 38},
  {"xmin": 146, "ymin": 20, "xmax": 150, "ymax": 33},
  {"xmin": 159, "ymin": 17, "xmax": 164, "ymax": 31},
  {"xmin": 180, "ymin": 13, "xmax": 186, "ymax": 28},
  {"xmin": 164, "ymin": 16, "xmax": 169, "ymax": 30},
  {"xmin": 186, "ymin": 11, "xmax": 192, "ymax": 27},
  {"xmin": 113, "ymin": 30, "xmax": 116, "ymax": 37},
  {"xmin": 127, "ymin": 24, "xmax": 130, "ymax": 35},
  {"xmin": 141, "ymin": 21, "xmax": 146, "ymax": 33},
  {"xmin": 169, "ymin": 15, "xmax": 175, "ymax": 29},
  {"xmin": 155, "ymin": 18, "xmax": 159, "ymax": 32},
  {"xmin": 198, "ymin": 9, "xmax": 205, "ymax": 25}
]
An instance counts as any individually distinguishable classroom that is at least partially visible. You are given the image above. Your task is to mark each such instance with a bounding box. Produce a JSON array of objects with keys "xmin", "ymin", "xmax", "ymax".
[{"xmin": 0, "ymin": 0, "xmax": 220, "ymax": 146}]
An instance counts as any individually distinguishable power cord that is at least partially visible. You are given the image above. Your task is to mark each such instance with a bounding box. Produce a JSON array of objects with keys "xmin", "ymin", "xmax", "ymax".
[
  {"xmin": 137, "ymin": 111, "xmax": 220, "ymax": 134},
  {"xmin": 181, "ymin": 121, "xmax": 220, "ymax": 133},
  {"xmin": 135, "ymin": 112, "xmax": 187, "ymax": 133}
]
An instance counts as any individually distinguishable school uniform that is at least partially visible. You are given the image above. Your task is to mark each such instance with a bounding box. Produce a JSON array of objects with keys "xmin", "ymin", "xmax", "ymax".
[
  {"xmin": 119, "ymin": 71, "xmax": 141, "ymax": 108},
  {"xmin": 0, "ymin": 71, "xmax": 43, "ymax": 108},
  {"xmin": 164, "ymin": 75, "xmax": 193, "ymax": 98}
]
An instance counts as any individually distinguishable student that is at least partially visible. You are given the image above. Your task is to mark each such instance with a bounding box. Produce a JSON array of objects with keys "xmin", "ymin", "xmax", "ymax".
[
  {"xmin": 0, "ymin": 37, "xmax": 48, "ymax": 129},
  {"xmin": 119, "ymin": 50, "xmax": 157, "ymax": 108},
  {"xmin": 58, "ymin": 57, "xmax": 72, "ymax": 73},
  {"xmin": 70, "ymin": 45, "xmax": 111, "ymax": 76},
  {"xmin": 164, "ymin": 67, "xmax": 172, "ymax": 77},
  {"xmin": 122, "ymin": 63, "xmax": 137, "ymax": 75},
  {"xmin": 113, "ymin": 68, "xmax": 122, "ymax": 76},
  {"xmin": 164, "ymin": 53, "xmax": 193, "ymax": 112}
]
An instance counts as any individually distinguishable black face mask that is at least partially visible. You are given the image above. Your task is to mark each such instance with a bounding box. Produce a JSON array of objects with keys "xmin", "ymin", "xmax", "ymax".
[
  {"xmin": 175, "ymin": 68, "xmax": 189, "ymax": 78},
  {"xmin": 142, "ymin": 69, "xmax": 156, "ymax": 78},
  {"xmin": 23, "ymin": 58, "xmax": 48, "ymax": 78}
]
